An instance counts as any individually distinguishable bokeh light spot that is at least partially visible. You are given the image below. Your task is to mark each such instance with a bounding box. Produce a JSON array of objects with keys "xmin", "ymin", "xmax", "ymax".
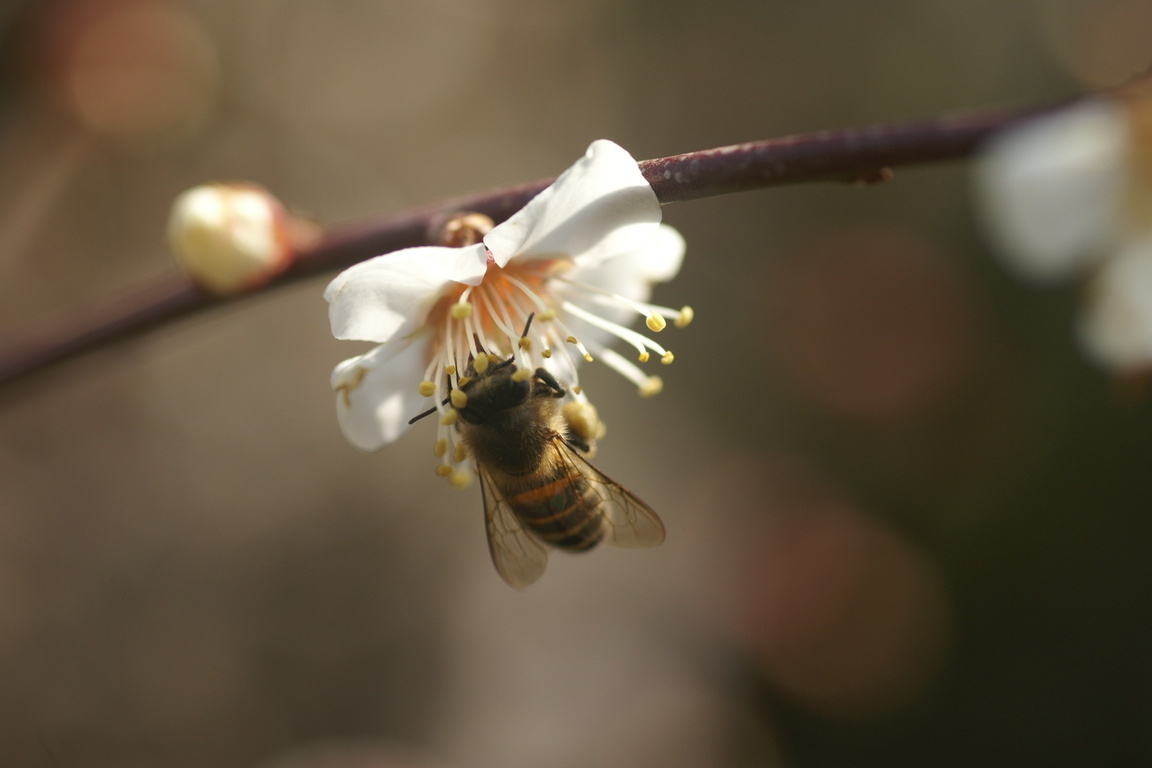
[
  {"xmin": 725, "ymin": 455, "xmax": 953, "ymax": 720},
  {"xmin": 36, "ymin": 0, "xmax": 219, "ymax": 142},
  {"xmin": 761, "ymin": 227, "xmax": 980, "ymax": 425}
]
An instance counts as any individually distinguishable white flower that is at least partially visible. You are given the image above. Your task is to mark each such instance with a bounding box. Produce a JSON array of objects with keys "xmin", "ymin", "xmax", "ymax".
[
  {"xmin": 325, "ymin": 140, "xmax": 689, "ymax": 482},
  {"xmin": 975, "ymin": 96, "xmax": 1152, "ymax": 371},
  {"xmin": 1078, "ymin": 236, "xmax": 1152, "ymax": 370}
]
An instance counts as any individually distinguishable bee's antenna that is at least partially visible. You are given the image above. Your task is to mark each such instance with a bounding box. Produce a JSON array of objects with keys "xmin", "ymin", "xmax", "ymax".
[
  {"xmin": 408, "ymin": 395, "xmax": 450, "ymax": 425},
  {"xmin": 522, "ymin": 312, "xmax": 535, "ymax": 338}
]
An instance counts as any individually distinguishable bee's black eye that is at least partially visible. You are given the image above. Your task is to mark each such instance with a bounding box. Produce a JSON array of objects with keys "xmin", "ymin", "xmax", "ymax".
[
  {"xmin": 457, "ymin": 374, "xmax": 529, "ymax": 425},
  {"xmin": 490, "ymin": 376, "xmax": 530, "ymax": 410}
]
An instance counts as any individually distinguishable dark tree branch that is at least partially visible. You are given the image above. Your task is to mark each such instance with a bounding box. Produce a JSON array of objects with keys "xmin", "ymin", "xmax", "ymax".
[{"xmin": 0, "ymin": 103, "xmax": 1054, "ymax": 391}]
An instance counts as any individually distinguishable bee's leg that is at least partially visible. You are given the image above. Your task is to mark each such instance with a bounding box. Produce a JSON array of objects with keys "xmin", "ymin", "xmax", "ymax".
[
  {"xmin": 534, "ymin": 368, "xmax": 566, "ymax": 398},
  {"xmin": 566, "ymin": 435, "xmax": 592, "ymax": 454}
]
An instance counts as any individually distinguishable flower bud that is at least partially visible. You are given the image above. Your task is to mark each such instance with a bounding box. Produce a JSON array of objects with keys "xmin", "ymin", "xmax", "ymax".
[{"xmin": 168, "ymin": 183, "xmax": 303, "ymax": 295}]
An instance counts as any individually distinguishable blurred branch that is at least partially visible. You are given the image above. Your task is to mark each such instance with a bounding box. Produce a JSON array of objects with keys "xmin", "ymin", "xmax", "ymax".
[{"xmin": 0, "ymin": 102, "xmax": 1053, "ymax": 390}]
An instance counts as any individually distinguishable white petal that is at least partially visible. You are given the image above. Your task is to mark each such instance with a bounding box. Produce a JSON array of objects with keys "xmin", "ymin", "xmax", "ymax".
[
  {"xmin": 574, "ymin": 223, "xmax": 686, "ymax": 296},
  {"xmin": 331, "ymin": 338, "xmax": 429, "ymax": 450},
  {"xmin": 325, "ymin": 243, "xmax": 488, "ymax": 342},
  {"xmin": 1077, "ymin": 236, "xmax": 1152, "ymax": 371},
  {"xmin": 975, "ymin": 99, "xmax": 1128, "ymax": 283},
  {"xmin": 483, "ymin": 140, "xmax": 661, "ymax": 268}
]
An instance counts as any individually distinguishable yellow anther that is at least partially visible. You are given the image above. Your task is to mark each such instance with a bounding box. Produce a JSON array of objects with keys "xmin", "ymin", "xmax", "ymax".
[
  {"xmin": 440, "ymin": 409, "xmax": 458, "ymax": 426},
  {"xmin": 450, "ymin": 302, "xmax": 472, "ymax": 319},
  {"xmin": 675, "ymin": 306, "xmax": 694, "ymax": 328},
  {"xmin": 638, "ymin": 351, "xmax": 650, "ymax": 363},
  {"xmin": 418, "ymin": 380, "xmax": 437, "ymax": 397},
  {"xmin": 453, "ymin": 443, "xmax": 468, "ymax": 463},
  {"xmin": 445, "ymin": 364, "xmax": 457, "ymax": 376},
  {"xmin": 457, "ymin": 376, "xmax": 472, "ymax": 388},
  {"xmin": 566, "ymin": 336, "xmax": 578, "ymax": 344},
  {"xmin": 542, "ymin": 349, "xmax": 552, "ymax": 359},
  {"xmin": 435, "ymin": 464, "xmax": 453, "ymax": 477},
  {"xmin": 449, "ymin": 468, "xmax": 472, "ymax": 488},
  {"xmin": 511, "ymin": 369, "xmax": 531, "ymax": 382},
  {"xmin": 639, "ymin": 376, "xmax": 663, "ymax": 397},
  {"xmin": 661, "ymin": 351, "xmax": 675, "ymax": 365},
  {"xmin": 583, "ymin": 353, "xmax": 593, "ymax": 362},
  {"xmin": 487, "ymin": 353, "xmax": 500, "ymax": 366},
  {"xmin": 450, "ymin": 389, "xmax": 468, "ymax": 408},
  {"xmin": 472, "ymin": 355, "xmax": 489, "ymax": 373},
  {"xmin": 538, "ymin": 308, "xmax": 557, "ymax": 321},
  {"xmin": 433, "ymin": 438, "xmax": 447, "ymax": 457},
  {"xmin": 518, "ymin": 337, "xmax": 532, "ymax": 350},
  {"xmin": 572, "ymin": 385, "xmax": 582, "ymax": 395},
  {"xmin": 646, "ymin": 313, "xmax": 667, "ymax": 332}
]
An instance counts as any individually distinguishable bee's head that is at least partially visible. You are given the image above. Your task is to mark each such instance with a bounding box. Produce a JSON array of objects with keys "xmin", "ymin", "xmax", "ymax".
[
  {"xmin": 406, "ymin": 313, "xmax": 547, "ymax": 428},
  {"xmin": 455, "ymin": 355, "xmax": 530, "ymax": 425}
]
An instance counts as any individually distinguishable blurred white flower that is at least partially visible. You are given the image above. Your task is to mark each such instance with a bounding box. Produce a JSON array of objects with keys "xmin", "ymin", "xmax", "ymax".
[
  {"xmin": 325, "ymin": 140, "xmax": 689, "ymax": 483},
  {"xmin": 976, "ymin": 96, "xmax": 1152, "ymax": 371},
  {"xmin": 1078, "ymin": 236, "xmax": 1152, "ymax": 369}
]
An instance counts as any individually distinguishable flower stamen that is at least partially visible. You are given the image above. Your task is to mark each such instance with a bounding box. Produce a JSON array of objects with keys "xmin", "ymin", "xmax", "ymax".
[
  {"xmin": 555, "ymin": 275, "xmax": 692, "ymax": 330},
  {"xmin": 461, "ymin": 310, "xmax": 480, "ymax": 364},
  {"xmin": 503, "ymin": 273, "xmax": 552, "ymax": 314},
  {"xmin": 477, "ymin": 280, "xmax": 522, "ymax": 355},
  {"xmin": 563, "ymin": 333, "xmax": 593, "ymax": 361},
  {"xmin": 596, "ymin": 346, "xmax": 663, "ymax": 397},
  {"xmin": 560, "ymin": 300, "xmax": 670, "ymax": 360},
  {"xmin": 639, "ymin": 376, "xmax": 664, "ymax": 397}
]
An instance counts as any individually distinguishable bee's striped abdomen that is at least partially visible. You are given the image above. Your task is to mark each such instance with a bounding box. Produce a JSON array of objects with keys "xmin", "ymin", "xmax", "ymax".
[{"xmin": 507, "ymin": 474, "xmax": 604, "ymax": 551}]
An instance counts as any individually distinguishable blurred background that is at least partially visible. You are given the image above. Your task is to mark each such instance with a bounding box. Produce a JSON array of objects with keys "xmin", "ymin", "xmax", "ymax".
[{"xmin": 1, "ymin": 0, "xmax": 1151, "ymax": 766}]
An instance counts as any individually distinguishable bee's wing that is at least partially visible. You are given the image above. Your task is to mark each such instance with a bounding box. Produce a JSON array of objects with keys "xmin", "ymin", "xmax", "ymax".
[
  {"xmin": 556, "ymin": 438, "xmax": 666, "ymax": 549},
  {"xmin": 478, "ymin": 463, "xmax": 549, "ymax": 589}
]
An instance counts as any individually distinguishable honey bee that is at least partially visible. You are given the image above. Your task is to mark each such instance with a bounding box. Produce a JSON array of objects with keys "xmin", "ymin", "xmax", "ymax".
[
  {"xmin": 457, "ymin": 356, "xmax": 664, "ymax": 587},
  {"xmin": 409, "ymin": 320, "xmax": 664, "ymax": 588}
]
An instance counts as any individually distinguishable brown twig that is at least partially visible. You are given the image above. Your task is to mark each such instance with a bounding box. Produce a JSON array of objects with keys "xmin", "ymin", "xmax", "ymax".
[{"xmin": 0, "ymin": 103, "xmax": 1054, "ymax": 391}]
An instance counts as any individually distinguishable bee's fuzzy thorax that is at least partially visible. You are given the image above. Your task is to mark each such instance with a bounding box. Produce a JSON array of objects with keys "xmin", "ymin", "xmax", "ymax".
[{"xmin": 456, "ymin": 367, "xmax": 564, "ymax": 480}]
